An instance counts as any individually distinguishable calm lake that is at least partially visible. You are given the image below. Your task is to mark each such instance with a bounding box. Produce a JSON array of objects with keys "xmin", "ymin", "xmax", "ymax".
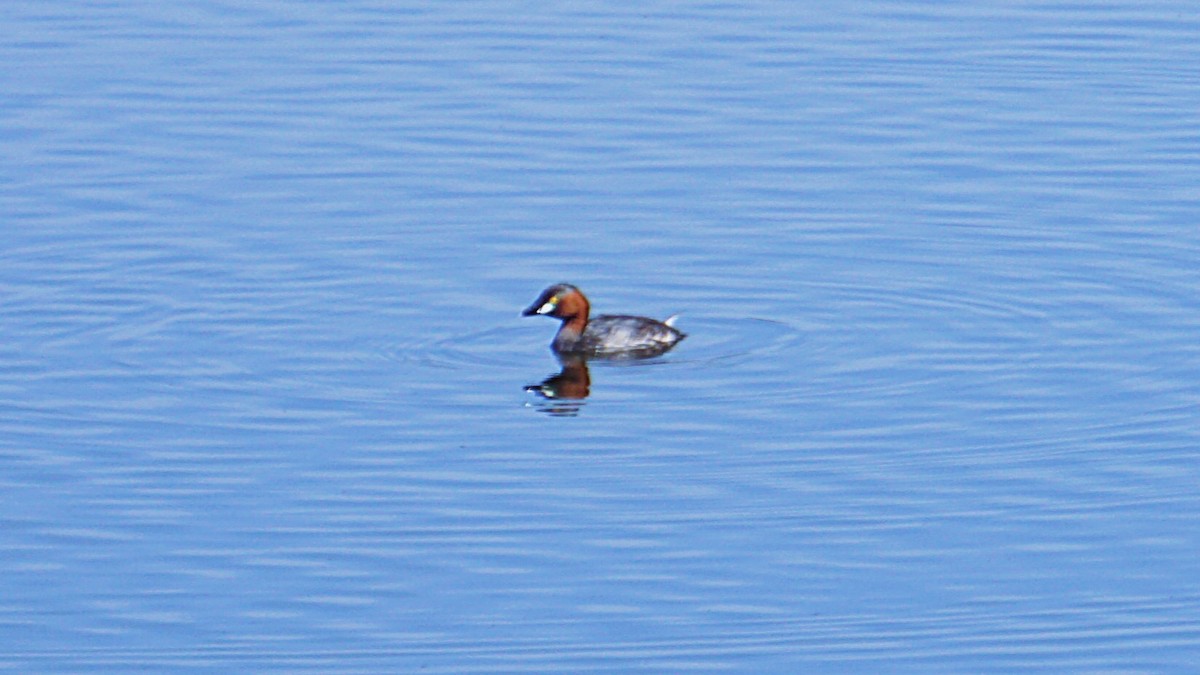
[{"xmin": 2, "ymin": 1, "xmax": 1199, "ymax": 671}]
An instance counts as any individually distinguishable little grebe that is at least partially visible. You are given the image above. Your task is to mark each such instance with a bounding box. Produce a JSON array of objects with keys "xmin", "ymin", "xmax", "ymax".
[{"xmin": 522, "ymin": 283, "xmax": 685, "ymax": 357}]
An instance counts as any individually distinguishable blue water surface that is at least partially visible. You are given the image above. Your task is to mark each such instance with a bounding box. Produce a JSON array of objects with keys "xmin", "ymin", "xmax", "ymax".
[{"xmin": 1, "ymin": 1, "xmax": 1199, "ymax": 671}]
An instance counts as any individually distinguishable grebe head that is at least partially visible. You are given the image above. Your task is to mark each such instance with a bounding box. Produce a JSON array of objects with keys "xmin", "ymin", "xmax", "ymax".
[{"xmin": 521, "ymin": 283, "xmax": 590, "ymax": 322}]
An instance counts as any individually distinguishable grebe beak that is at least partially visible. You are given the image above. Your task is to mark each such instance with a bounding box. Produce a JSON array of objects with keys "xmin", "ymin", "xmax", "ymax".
[{"xmin": 522, "ymin": 299, "xmax": 557, "ymax": 316}]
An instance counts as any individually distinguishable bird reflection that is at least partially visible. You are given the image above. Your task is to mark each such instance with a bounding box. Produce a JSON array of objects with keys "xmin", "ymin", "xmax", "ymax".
[{"xmin": 525, "ymin": 354, "xmax": 591, "ymax": 416}]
